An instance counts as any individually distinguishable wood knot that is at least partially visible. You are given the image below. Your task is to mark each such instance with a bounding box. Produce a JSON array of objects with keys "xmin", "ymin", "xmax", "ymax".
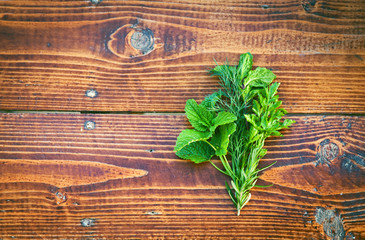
[
  {"xmin": 315, "ymin": 207, "xmax": 345, "ymax": 239},
  {"xmin": 130, "ymin": 29, "xmax": 154, "ymax": 54},
  {"xmin": 302, "ymin": 0, "xmax": 317, "ymax": 12},
  {"xmin": 106, "ymin": 22, "xmax": 162, "ymax": 58},
  {"xmin": 315, "ymin": 139, "xmax": 340, "ymax": 166}
]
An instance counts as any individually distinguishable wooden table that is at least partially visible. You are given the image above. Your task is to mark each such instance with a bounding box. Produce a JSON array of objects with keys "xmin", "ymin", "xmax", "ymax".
[{"xmin": 0, "ymin": 1, "xmax": 364, "ymax": 239}]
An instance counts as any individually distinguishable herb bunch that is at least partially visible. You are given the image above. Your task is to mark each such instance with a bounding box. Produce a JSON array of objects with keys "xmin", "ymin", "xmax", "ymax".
[{"xmin": 174, "ymin": 53, "xmax": 295, "ymax": 215}]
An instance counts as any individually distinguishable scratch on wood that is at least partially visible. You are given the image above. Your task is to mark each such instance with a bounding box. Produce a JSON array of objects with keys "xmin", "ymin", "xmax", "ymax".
[
  {"xmin": 0, "ymin": 160, "xmax": 148, "ymax": 188},
  {"xmin": 354, "ymin": 54, "xmax": 363, "ymax": 61},
  {"xmin": 145, "ymin": 211, "xmax": 162, "ymax": 216}
]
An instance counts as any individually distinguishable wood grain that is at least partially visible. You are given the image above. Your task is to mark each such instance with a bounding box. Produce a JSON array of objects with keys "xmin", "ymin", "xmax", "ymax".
[
  {"xmin": 0, "ymin": 159, "xmax": 148, "ymax": 188},
  {"xmin": 1, "ymin": 0, "xmax": 364, "ymax": 113},
  {"xmin": 0, "ymin": 113, "xmax": 363, "ymax": 239},
  {"xmin": 0, "ymin": 0, "xmax": 364, "ymax": 239}
]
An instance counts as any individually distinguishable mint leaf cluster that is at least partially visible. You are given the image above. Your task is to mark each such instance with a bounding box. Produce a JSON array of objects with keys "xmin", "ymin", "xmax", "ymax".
[
  {"xmin": 174, "ymin": 53, "xmax": 295, "ymax": 215},
  {"xmin": 174, "ymin": 99, "xmax": 237, "ymax": 163}
]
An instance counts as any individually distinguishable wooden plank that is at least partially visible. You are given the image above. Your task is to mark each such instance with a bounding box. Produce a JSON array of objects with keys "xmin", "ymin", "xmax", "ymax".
[
  {"xmin": 0, "ymin": 113, "xmax": 364, "ymax": 239},
  {"xmin": 1, "ymin": 0, "xmax": 364, "ymax": 113}
]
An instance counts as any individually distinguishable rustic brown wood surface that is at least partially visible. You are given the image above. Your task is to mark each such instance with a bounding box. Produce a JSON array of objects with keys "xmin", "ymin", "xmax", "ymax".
[
  {"xmin": 0, "ymin": 114, "xmax": 364, "ymax": 239},
  {"xmin": 0, "ymin": 0, "xmax": 364, "ymax": 113},
  {"xmin": 0, "ymin": 0, "xmax": 364, "ymax": 239}
]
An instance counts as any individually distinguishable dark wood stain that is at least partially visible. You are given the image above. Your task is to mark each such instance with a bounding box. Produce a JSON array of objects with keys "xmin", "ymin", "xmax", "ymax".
[{"xmin": 0, "ymin": 0, "xmax": 364, "ymax": 239}]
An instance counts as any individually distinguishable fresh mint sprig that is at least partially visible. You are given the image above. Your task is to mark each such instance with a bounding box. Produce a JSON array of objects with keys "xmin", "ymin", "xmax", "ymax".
[{"xmin": 174, "ymin": 53, "xmax": 295, "ymax": 215}]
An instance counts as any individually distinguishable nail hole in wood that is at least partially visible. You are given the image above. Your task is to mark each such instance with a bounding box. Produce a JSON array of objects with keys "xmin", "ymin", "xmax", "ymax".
[
  {"xmin": 85, "ymin": 89, "xmax": 98, "ymax": 98},
  {"xmin": 90, "ymin": 0, "xmax": 102, "ymax": 5},
  {"xmin": 55, "ymin": 192, "xmax": 67, "ymax": 203},
  {"xmin": 80, "ymin": 218, "xmax": 96, "ymax": 227},
  {"xmin": 84, "ymin": 120, "xmax": 95, "ymax": 130}
]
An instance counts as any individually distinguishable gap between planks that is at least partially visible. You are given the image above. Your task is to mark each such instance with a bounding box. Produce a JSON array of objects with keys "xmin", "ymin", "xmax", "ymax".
[{"xmin": 0, "ymin": 109, "xmax": 364, "ymax": 117}]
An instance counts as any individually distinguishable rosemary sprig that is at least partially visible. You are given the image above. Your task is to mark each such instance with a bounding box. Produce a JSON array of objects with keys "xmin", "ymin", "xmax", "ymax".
[{"xmin": 174, "ymin": 53, "xmax": 294, "ymax": 215}]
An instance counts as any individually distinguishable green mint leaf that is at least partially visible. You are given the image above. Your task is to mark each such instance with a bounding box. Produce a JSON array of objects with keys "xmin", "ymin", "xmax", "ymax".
[
  {"xmin": 210, "ymin": 123, "xmax": 236, "ymax": 156},
  {"xmin": 245, "ymin": 67, "xmax": 276, "ymax": 88},
  {"xmin": 210, "ymin": 111, "xmax": 237, "ymax": 132},
  {"xmin": 176, "ymin": 141, "xmax": 215, "ymax": 163},
  {"xmin": 174, "ymin": 129, "xmax": 213, "ymax": 152},
  {"xmin": 185, "ymin": 99, "xmax": 214, "ymax": 132},
  {"xmin": 236, "ymin": 52, "xmax": 253, "ymax": 82}
]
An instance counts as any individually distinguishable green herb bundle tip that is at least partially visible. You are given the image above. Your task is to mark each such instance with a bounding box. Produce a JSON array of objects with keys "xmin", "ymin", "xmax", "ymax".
[{"xmin": 174, "ymin": 53, "xmax": 295, "ymax": 215}]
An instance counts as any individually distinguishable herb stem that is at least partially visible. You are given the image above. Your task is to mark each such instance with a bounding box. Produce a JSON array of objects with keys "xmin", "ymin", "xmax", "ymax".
[{"xmin": 209, "ymin": 160, "xmax": 229, "ymax": 176}]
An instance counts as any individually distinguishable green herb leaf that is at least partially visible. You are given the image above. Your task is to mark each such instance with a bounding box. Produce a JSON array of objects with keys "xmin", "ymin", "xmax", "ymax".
[
  {"xmin": 176, "ymin": 141, "xmax": 215, "ymax": 163},
  {"xmin": 174, "ymin": 129, "xmax": 213, "ymax": 152},
  {"xmin": 244, "ymin": 114, "xmax": 261, "ymax": 131},
  {"xmin": 283, "ymin": 119, "xmax": 296, "ymax": 128},
  {"xmin": 210, "ymin": 123, "xmax": 236, "ymax": 156},
  {"xmin": 269, "ymin": 82, "xmax": 280, "ymax": 98},
  {"xmin": 236, "ymin": 52, "xmax": 253, "ymax": 82},
  {"xmin": 210, "ymin": 111, "xmax": 237, "ymax": 132},
  {"xmin": 201, "ymin": 91, "xmax": 224, "ymax": 109},
  {"xmin": 174, "ymin": 129, "xmax": 215, "ymax": 163},
  {"xmin": 185, "ymin": 99, "xmax": 214, "ymax": 132},
  {"xmin": 211, "ymin": 64, "xmax": 231, "ymax": 79},
  {"xmin": 245, "ymin": 67, "xmax": 276, "ymax": 88}
]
